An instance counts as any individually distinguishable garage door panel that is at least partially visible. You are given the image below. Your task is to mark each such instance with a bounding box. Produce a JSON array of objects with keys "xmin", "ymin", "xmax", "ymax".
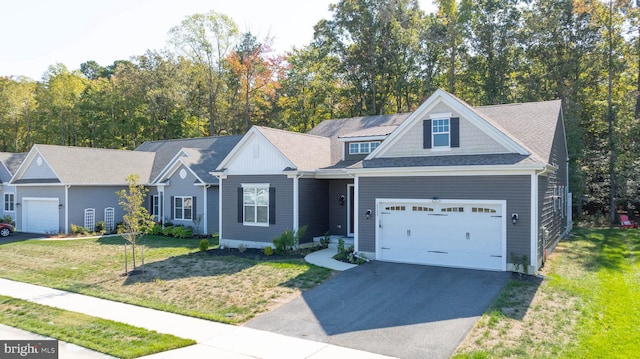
[
  {"xmin": 23, "ymin": 198, "xmax": 59, "ymax": 234},
  {"xmin": 379, "ymin": 200, "xmax": 504, "ymax": 271}
]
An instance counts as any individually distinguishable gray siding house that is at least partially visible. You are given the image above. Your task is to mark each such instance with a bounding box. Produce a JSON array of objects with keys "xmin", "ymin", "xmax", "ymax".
[
  {"xmin": 0, "ymin": 152, "xmax": 26, "ymax": 222},
  {"xmin": 10, "ymin": 145, "xmax": 154, "ymax": 234},
  {"xmin": 215, "ymin": 89, "xmax": 570, "ymax": 273}
]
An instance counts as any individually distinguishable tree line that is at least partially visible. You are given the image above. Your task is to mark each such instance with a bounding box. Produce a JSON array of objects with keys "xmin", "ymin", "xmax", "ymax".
[{"xmin": 0, "ymin": 0, "xmax": 637, "ymax": 218}]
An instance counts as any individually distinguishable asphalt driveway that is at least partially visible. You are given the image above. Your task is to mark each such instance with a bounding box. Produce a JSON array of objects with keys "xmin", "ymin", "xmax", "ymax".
[{"xmin": 246, "ymin": 261, "xmax": 510, "ymax": 359}]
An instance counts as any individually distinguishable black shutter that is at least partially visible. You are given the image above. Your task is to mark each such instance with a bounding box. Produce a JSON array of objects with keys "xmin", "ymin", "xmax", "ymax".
[
  {"xmin": 170, "ymin": 196, "xmax": 174, "ymax": 220},
  {"xmin": 149, "ymin": 195, "xmax": 154, "ymax": 214},
  {"xmin": 423, "ymin": 119, "xmax": 432, "ymax": 149},
  {"xmin": 237, "ymin": 187, "xmax": 243, "ymax": 223},
  {"xmin": 191, "ymin": 196, "xmax": 197, "ymax": 220},
  {"xmin": 269, "ymin": 187, "xmax": 276, "ymax": 225},
  {"xmin": 450, "ymin": 117, "xmax": 460, "ymax": 148}
]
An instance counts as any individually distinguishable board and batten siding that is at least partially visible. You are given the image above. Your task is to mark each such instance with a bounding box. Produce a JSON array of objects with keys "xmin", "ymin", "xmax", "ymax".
[
  {"xmin": 298, "ymin": 179, "xmax": 329, "ymax": 243},
  {"xmin": 221, "ymin": 175, "xmax": 293, "ymax": 246},
  {"xmin": 357, "ymin": 175, "xmax": 532, "ymax": 260}
]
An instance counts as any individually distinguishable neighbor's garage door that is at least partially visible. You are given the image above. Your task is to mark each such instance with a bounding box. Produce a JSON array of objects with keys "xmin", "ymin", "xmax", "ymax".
[
  {"xmin": 23, "ymin": 198, "xmax": 59, "ymax": 234},
  {"xmin": 378, "ymin": 200, "xmax": 504, "ymax": 271}
]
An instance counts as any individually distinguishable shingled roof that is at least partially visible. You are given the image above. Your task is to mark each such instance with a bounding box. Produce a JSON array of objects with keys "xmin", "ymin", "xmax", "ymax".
[
  {"xmin": 0, "ymin": 152, "xmax": 26, "ymax": 182},
  {"xmin": 13, "ymin": 144, "xmax": 155, "ymax": 185},
  {"xmin": 136, "ymin": 135, "xmax": 243, "ymax": 180},
  {"xmin": 254, "ymin": 126, "xmax": 332, "ymax": 171}
]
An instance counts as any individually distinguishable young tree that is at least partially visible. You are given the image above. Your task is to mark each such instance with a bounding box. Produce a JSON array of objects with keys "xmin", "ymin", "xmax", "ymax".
[{"xmin": 117, "ymin": 174, "xmax": 155, "ymax": 274}]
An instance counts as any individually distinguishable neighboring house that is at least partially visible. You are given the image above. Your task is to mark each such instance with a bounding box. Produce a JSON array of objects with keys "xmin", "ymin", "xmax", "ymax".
[
  {"xmin": 10, "ymin": 145, "xmax": 154, "ymax": 234},
  {"xmin": 0, "ymin": 152, "xmax": 27, "ymax": 222},
  {"xmin": 215, "ymin": 89, "xmax": 570, "ymax": 273},
  {"xmin": 135, "ymin": 135, "xmax": 242, "ymax": 235}
]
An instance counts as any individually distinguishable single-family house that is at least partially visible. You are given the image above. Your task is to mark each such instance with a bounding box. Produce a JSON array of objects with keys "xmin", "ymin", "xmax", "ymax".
[{"xmin": 214, "ymin": 89, "xmax": 570, "ymax": 273}]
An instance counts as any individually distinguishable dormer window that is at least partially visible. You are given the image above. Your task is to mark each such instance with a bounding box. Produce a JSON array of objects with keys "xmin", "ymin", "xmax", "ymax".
[{"xmin": 349, "ymin": 141, "xmax": 381, "ymax": 154}]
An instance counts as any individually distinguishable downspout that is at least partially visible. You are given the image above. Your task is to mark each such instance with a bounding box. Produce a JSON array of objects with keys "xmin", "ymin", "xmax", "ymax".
[
  {"xmin": 64, "ymin": 185, "xmax": 70, "ymax": 234},
  {"xmin": 203, "ymin": 185, "xmax": 210, "ymax": 234},
  {"xmin": 292, "ymin": 173, "xmax": 303, "ymax": 233},
  {"xmin": 531, "ymin": 166, "xmax": 550, "ymax": 273}
]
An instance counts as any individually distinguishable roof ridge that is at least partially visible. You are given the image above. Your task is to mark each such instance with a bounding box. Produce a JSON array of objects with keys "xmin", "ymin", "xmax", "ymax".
[{"xmin": 255, "ymin": 126, "xmax": 330, "ymax": 140}]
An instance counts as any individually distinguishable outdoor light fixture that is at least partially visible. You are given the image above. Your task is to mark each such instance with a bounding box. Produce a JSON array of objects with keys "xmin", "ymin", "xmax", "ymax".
[
  {"xmin": 339, "ymin": 194, "xmax": 345, "ymax": 206},
  {"xmin": 59, "ymin": 204, "xmax": 64, "ymax": 209},
  {"xmin": 366, "ymin": 209, "xmax": 372, "ymax": 220},
  {"xmin": 512, "ymin": 213, "xmax": 519, "ymax": 225}
]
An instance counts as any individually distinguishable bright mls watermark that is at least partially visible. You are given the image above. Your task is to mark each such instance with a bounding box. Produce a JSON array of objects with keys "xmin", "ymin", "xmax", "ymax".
[{"xmin": 1, "ymin": 340, "xmax": 58, "ymax": 358}]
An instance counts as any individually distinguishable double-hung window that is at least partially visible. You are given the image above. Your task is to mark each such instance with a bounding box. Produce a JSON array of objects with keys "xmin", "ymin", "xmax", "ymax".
[
  {"xmin": 349, "ymin": 141, "xmax": 381, "ymax": 155},
  {"xmin": 243, "ymin": 185, "xmax": 269, "ymax": 226},
  {"xmin": 4, "ymin": 193, "xmax": 14, "ymax": 212},
  {"xmin": 432, "ymin": 118, "xmax": 450, "ymax": 148},
  {"xmin": 174, "ymin": 196, "xmax": 193, "ymax": 220}
]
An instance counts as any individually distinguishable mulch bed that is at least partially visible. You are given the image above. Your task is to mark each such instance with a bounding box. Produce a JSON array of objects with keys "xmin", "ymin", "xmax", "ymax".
[{"xmin": 204, "ymin": 247, "xmax": 307, "ymax": 261}]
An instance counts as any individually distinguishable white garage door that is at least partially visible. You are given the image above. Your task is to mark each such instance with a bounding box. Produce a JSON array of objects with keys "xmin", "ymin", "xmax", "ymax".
[
  {"xmin": 23, "ymin": 198, "xmax": 59, "ymax": 234},
  {"xmin": 377, "ymin": 200, "xmax": 505, "ymax": 271}
]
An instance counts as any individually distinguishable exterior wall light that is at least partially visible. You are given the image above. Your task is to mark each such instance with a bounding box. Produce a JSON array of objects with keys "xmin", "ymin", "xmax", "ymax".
[
  {"xmin": 512, "ymin": 213, "xmax": 519, "ymax": 225},
  {"xmin": 339, "ymin": 195, "xmax": 345, "ymax": 206},
  {"xmin": 366, "ymin": 209, "xmax": 372, "ymax": 220}
]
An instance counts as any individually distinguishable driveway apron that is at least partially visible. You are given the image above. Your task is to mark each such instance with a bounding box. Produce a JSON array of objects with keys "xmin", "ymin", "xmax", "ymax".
[{"xmin": 246, "ymin": 261, "xmax": 510, "ymax": 359}]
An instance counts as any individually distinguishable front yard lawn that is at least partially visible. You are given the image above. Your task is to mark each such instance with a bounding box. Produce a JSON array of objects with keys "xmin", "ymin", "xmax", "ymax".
[
  {"xmin": 454, "ymin": 228, "xmax": 640, "ymax": 358},
  {"xmin": 0, "ymin": 235, "xmax": 333, "ymax": 324},
  {"xmin": 0, "ymin": 295, "xmax": 195, "ymax": 359}
]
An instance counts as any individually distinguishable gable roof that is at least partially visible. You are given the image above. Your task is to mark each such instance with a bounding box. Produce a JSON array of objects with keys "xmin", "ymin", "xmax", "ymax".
[
  {"xmin": 11, "ymin": 144, "xmax": 155, "ymax": 185},
  {"xmin": 475, "ymin": 100, "xmax": 563, "ymax": 164},
  {"xmin": 0, "ymin": 152, "xmax": 26, "ymax": 182},
  {"xmin": 255, "ymin": 126, "xmax": 332, "ymax": 171},
  {"xmin": 308, "ymin": 113, "xmax": 410, "ymax": 165},
  {"xmin": 136, "ymin": 135, "xmax": 243, "ymax": 180}
]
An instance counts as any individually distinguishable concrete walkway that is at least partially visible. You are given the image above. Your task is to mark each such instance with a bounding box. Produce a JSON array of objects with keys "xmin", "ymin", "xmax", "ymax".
[
  {"xmin": 0, "ymin": 278, "xmax": 392, "ymax": 359},
  {"xmin": 303, "ymin": 247, "xmax": 359, "ymax": 271}
]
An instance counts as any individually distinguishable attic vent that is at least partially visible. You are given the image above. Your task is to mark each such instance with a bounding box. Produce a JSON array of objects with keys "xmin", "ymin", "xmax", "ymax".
[
  {"xmin": 179, "ymin": 169, "xmax": 187, "ymax": 179},
  {"xmin": 36, "ymin": 156, "xmax": 43, "ymax": 166},
  {"xmin": 252, "ymin": 144, "xmax": 260, "ymax": 159}
]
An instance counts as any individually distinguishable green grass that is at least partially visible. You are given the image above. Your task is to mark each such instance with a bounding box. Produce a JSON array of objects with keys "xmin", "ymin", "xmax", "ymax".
[
  {"xmin": 0, "ymin": 235, "xmax": 334, "ymax": 324},
  {"xmin": 0, "ymin": 295, "xmax": 195, "ymax": 359},
  {"xmin": 453, "ymin": 228, "xmax": 640, "ymax": 358}
]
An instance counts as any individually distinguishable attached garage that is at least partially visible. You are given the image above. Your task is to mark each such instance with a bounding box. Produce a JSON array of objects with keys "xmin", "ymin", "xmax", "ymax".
[
  {"xmin": 22, "ymin": 198, "xmax": 60, "ymax": 234},
  {"xmin": 376, "ymin": 199, "xmax": 506, "ymax": 271}
]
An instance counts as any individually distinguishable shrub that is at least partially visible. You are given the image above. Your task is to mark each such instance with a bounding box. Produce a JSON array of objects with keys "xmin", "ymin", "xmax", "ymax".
[
  {"xmin": 150, "ymin": 223, "xmax": 163, "ymax": 235},
  {"xmin": 199, "ymin": 239, "xmax": 209, "ymax": 252},
  {"xmin": 0, "ymin": 215, "xmax": 15, "ymax": 226},
  {"xmin": 273, "ymin": 225, "xmax": 308, "ymax": 254},
  {"xmin": 263, "ymin": 246, "xmax": 274, "ymax": 256},
  {"xmin": 162, "ymin": 225, "xmax": 174, "ymax": 237},
  {"xmin": 320, "ymin": 231, "xmax": 331, "ymax": 248},
  {"xmin": 238, "ymin": 243, "xmax": 246, "ymax": 253},
  {"xmin": 70, "ymin": 224, "xmax": 89, "ymax": 235},
  {"xmin": 95, "ymin": 221, "xmax": 106, "ymax": 234}
]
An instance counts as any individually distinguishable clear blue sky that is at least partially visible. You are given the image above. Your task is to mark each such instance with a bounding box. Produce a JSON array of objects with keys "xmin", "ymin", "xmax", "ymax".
[{"xmin": 1, "ymin": 0, "xmax": 436, "ymax": 80}]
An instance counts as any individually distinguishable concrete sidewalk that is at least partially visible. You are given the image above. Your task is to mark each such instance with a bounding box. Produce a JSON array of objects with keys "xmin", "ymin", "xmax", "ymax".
[{"xmin": 0, "ymin": 278, "xmax": 394, "ymax": 359}]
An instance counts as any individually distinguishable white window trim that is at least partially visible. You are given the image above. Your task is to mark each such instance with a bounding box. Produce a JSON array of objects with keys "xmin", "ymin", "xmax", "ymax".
[
  {"xmin": 4, "ymin": 193, "xmax": 15, "ymax": 212},
  {"xmin": 431, "ymin": 117, "xmax": 451, "ymax": 151},
  {"xmin": 151, "ymin": 195, "xmax": 160, "ymax": 221},
  {"xmin": 349, "ymin": 141, "xmax": 381, "ymax": 155},
  {"xmin": 174, "ymin": 196, "xmax": 193, "ymax": 220},
  {"xmin": 242, "ymin": 183, "xmax": 269, "ymax": 227}
]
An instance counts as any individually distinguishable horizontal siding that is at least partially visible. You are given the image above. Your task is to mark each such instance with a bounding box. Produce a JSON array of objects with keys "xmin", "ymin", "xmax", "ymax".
[
  {"xmin": 16, "ymin": 186, "xmax": 65, "ymax": 233},
  {"xmin": 221, "ymin": 175, "xmax": 293, "ymax": 244},
  {"xmin": 22, "ymin": 158, "xmax": 57, "ymax": 180},
  {"xmin": 68, "ymin": 186, "xmax": 125, "ymax": 230},
  {"xmin": 358, "ymin": 175, "xmax": 531, "ymax": 259}
]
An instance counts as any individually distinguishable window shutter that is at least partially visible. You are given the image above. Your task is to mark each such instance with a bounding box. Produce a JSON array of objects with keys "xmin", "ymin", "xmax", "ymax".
[
  {"xmin": 149, "ymin": 196, "xmax": 154, "ymax": 214},
  {"xmin": 269, "ymin": 187, "xmax": 276, "ymax": 225},
  {"xmin": 451, "ymin": 117, "xmax": 460, "ymax": 148},
  {"xmin": 170, "ymin": 196, "xmax": 174, "ymax": 219},
  {"xmin": 423, "ymin": 120, "xmax": 432, "ymax": 149},
  {"xmin": 237, "ymin": 187, "xmax": 243, "ymax": 223},
  {"xmin": 192, "ymin": 196, "xmax": 197, "ymax": 220}
]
